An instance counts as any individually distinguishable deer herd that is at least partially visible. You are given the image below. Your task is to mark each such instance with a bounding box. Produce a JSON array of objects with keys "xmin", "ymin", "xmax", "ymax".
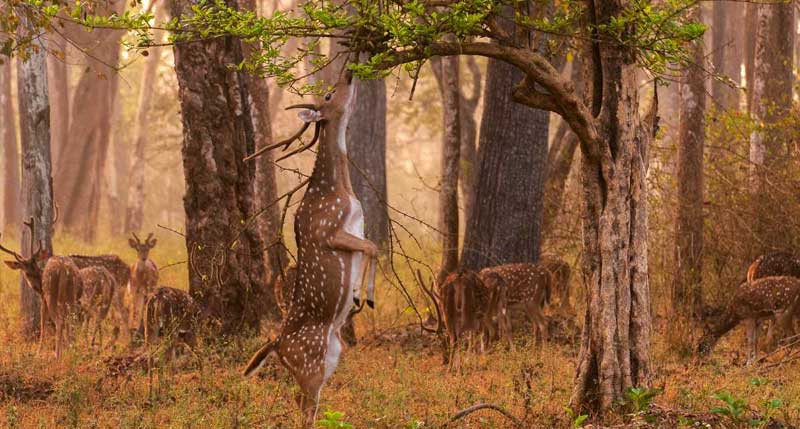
[
  {"xmin": 3, "ymin": 69, "xmax": 800, "ymax": 427},
  {"xmin": 1, "ymin": 220, "xmax": 197, "ymax": 360}
]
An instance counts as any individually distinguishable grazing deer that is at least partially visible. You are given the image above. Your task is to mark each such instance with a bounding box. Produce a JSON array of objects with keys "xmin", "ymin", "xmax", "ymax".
[
  {"xmin": 479, "ymin": 263, "xmax": 552, "ymax": 343},
  {"xmin": 143, "ymin": 287, "xmax": 201, "ymax": 360},
  {"xmin": 538, "ymin": 256, "xmax": 572, "ymax": 314},
  {"xmin": 747, "ymin": 252, "xmax": 800, "ymax": 282},
  {"xmin": 79, "ymin": 266, "xmax": 128, "ymax": 347},
  {"xmin": 242, "ymin": 71, "xmax": 378, "ymax": 425},
  {"xmin": 274, "ymin": 265, "xmax": 298, "ymax": 319},
  {"xmin": 439, "ymin": 269, "xmax": 490, "ymax": 365},
  {"xmin": 129, "ymin": 232, "xmax": 159, "ymax": 331},
  {"xmin": 698, "ymin": 276, "xmax": 800, "ymax": 364}
]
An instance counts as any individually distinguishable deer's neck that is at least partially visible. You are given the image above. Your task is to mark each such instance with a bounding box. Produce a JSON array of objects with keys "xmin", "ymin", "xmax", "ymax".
[{"xmin": 309, "ymin": 120, "xmax": 353, "ymax": 195}]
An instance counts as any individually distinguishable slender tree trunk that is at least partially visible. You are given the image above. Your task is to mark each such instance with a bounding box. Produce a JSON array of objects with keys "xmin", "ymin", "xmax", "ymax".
[
  {"xmin": 107, "ymin": 76, "xmax": 128, "ymax": 236},
  {"xmin": 170, "ymin": 0, "xmax": 267, "ymax": 333},
  {"xmin": 458, "ymin": 57, "xmax": 481, "ymax": 223},
  {"xmin": 673, "ymin": 5, "xmax": 706, "ymax": 320},
  {"xmin": 347, "ymin": 79, "xmax": 389, "ymax": 249},
  {"xmin": 749, "ymin": 3, "xmax": 795, "ymax": 253},
  {"xmin": 571, "ymin": 0, "xmax": 654, "ymax": 412},
  {"xmin": 1, "ymin": 60, "xmax": 20, "ymax": 227},
  {"xmin": 125, "ymin": 16, "xmax": 165, "ymax": 233},
  {"xmin": 431, "ymin": 56, "xmax": 461, "ymax": 282},
  {"xmin": 460, "ymin": 58, "xmax": 548, "ymax": 270},
  {"xmin": 745, "ymin": 4, "xmax": 757, "ymax": 112},
  {"xmin": 712, "ymin": 3, "xmax": 743, "ymax": 111},
  {"xmin": 47, "ymin": 38, "xmax": 69, "ymax": 168},
  {"xmin": 241, "ymin": 0, "xmax": 285, "ymax": 320},
  {"xmin": 54, "ymin": 0, "xmax": 124, "ymax": 241},
  {"xmin": 16, "ymin": 11, "xmax": 56, "ymax": 338}
]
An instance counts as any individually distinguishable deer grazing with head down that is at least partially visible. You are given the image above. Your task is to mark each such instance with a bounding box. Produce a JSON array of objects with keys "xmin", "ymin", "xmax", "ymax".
[
  {"xmin": 698, "ymin": 276, "xmax": 800, "ymax": 364},
  {"xmin": 438, "ymin": 269, "xmax": 490, "ymax": 365},
  {"xmin": 2, "ymin": 220, "xmax": 81, "ymax": 358},
  {"xmin": 79, "ymin": 266, "xmax": 129, "ymax": 347},
  {"xmin": 538, "ymin": 256, "xmax": 572, "ymax": 315},
  {"xmin": 128, "ymin": 232, "xmax": 159, "ymax": 331},
  {"xmin": 144, "ymin": 286, "xmax": 201, "ymax": 361},
  {"xmin": 479, "ymin": 263, "xmax": 552, "ymax": 343},
  {"xmin": 747, "ymin": 252, "xmax": 800, "ymax": 282},
  {"xmin": 242, "ymin": 70, "xmax": 378, "ymax": 425}
]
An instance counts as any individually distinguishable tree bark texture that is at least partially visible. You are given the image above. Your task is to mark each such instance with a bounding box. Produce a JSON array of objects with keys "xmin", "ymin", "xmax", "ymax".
[
  {"xmin": 711, "ymin": 2, "xmax": 744, "ymax": 111},
  {"xmin": 241, "ymin": 0, "xmax": 285, "ymax": 320},
  {"xmin": 431, "ymin": 56, "xmax": 462, "ymax": 282},
  {"xmin": 571, "ymin": 0, "xmax": 653, "ymax": 412},
  {"xmin": 460, "ymin": 58, "xmax": 548, "ymax": 270},
  {"xmin": 170, "ymin": 0, "xmax": 267, "ymax": 333},
  {"xmin": 54, "ymin": 0, "xmax": 124, "ymax": 241},
  {"xmin": 673, "ymin": 5, "xmax": 706, "ymax": 318},
  {"xmin": 744, "ymin": 4, "xmax": 757, "ymax": 112},
  {"xmin": 748, "ymin": 3, "xmax": 795, "ymax": 253},
  {"xmin": 47, "ymin": 38, "xmax": 69, "ymax": 168},
  {"xmin": 347, "ymin": 79, "xmax": 389, "ymax": 249},
  {"xmin": 16, "ymin": 12, "xmax": 56, "ymax": 338},
  {"xmin": 458, "ymin": 57, "xmax": 481, "ymax": 224},
  {"xmin": 1, "ymin": 60, "xmax": 20, "ymax": 227}
]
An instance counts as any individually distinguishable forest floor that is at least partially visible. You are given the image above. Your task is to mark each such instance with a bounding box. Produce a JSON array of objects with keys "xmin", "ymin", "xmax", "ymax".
[{"xmin": 1, "ymin": 235, "xmax": 799, "ymax": 428}]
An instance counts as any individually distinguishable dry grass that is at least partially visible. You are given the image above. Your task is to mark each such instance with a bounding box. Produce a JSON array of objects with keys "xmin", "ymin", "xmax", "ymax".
[{"xmin": 1, "ymin": 235, "xmax": 799, "ymax": 428}]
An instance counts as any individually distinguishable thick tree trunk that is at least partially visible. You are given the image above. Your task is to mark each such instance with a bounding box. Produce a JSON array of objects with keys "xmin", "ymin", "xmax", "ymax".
[
  {"xmin": 347, "ymin": 79, "xmax": 389, "ymax": 249},
  {"xmin": 1, "ymin": 60, "xmax": 20, "ymax": 226},
  {"xmin": 170, "ymin": 0, "xmax": 267, "ymax": 333},
  {"xmin": 241, "ymin": 0, "xmax": 285, "ymax": 320},
  {"xmin": 749, "ymin": 4, "xmax": 795, "ymax": 253},
  {"xmin": 460, "ymin": 58, "xmax": 548, "ymax": 270},
  {"xmin": 47, "ymin": 39, "xmax": 69, "ymax": 168},
  {"xmin": 711, "ymin": 3, "xmax": 743, "ymax": 111},
  {"xmin": 125, "ymin": 30, "xmax": 164, "ymax": 233},
  {"xmin": 54, "ymin": 0, "xmax": 124, "ymax": 241},
  {"xmin": 458, "ymin": 57, "xmax": 481, "ymax": 223},
  {"xmin": 431, "ymin": 56, "xmax": 461, "ymax": 282},
  {"xmin": 571, "ymin": 0, "xmax": 653, "ymax": 412},
  {"xmin": 673, "ymin": 6, "xmax": 706, "ymax": 320},
  {"xmin": 16, "ymin": 12, "xmax": 56, "ymax": 338}
]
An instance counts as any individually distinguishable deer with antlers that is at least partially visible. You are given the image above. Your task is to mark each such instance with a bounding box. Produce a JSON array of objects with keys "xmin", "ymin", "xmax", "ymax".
[
  {"xmin": 479, "ymin": 263, "xmax": 552, "ymax": 344},
  {"xmin": 242, "ymin": 71, "xmax": 378, "ymax": 425},
  {"xmin": 128, "ymin": 232, "xmax": 159, "ymax": 331},
  {"xmin": 2, "ymin": 220, "xmax": 82, "ymax": 358},
  {"xmin": 699, "ymin": 276, "xmax": 800, "ymax": 364}
]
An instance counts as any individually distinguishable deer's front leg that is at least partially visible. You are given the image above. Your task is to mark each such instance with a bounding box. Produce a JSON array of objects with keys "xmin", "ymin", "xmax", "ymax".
[
  {"xmin": 330, "ymin": 230, "xmax": 378, "ymax": 307},
  {"xmin": 745, "ymin": 318, "xmax": 758, "ymax": 365}
]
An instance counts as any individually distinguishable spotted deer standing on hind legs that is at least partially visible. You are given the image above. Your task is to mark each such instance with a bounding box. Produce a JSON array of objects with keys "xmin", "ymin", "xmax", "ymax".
[{"xmin": 242, "ymin": 70, "xmax": 378, "ymax": 426}]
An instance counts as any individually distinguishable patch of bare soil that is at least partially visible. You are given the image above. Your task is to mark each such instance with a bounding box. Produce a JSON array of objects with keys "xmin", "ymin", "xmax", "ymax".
[{"xmin": 0, "ymin": 372, "xmax": 53, "ymax": 402}]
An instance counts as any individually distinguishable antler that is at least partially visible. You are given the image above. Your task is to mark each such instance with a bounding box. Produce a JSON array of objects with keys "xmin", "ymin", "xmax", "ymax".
[
  {"xmin": 132, "ymin": 232, "xmax": 142, "ymax": 245},
  {"xmin": 146, "ymin": 232, "xmax": 156, "ymax": 246},
  {"xmin": 0, "ymin": 233, "xmax": 25, "ymax": 263},
  {"xmin": 275, "ymin": 122, "xmax": 322, "ymax": 162}
]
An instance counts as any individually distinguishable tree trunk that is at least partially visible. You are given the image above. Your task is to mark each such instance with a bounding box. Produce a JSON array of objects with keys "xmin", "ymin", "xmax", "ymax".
[
  {"xmin": 347, "ymin": 79, "xmax": 389, "ymax": 250},
  {"xmin": 431, "ymin": 56, "xmax": 461, "ymax": 282},
  {"xmin": 460, "ymin": 58, "xmax": 548, "ymax": 270},
  {"xmin": 47, "ymin": 39, "xmax": 69, "ymax": 168},
  {"xmin": 748, "ymin": 3, "xmax": 795, "ymax": 253},
  {"xmin": 458, "ymin": 57, "xmax": 481, "ymax": 224},
  {"xmin": 16, "ymin": 12, "xmax": 56, "ymax": 338},
  {"xmin": 1, "ymin": 60, "xmax": 20, "ymax": 227},
  {"xmin": 711, "ymin": 3, "xmax": 743, "ymax": 111},
  {"xmin": 673, "ymin": 6, "xmax": 706, "ymax": 320},
  {"xmin": 107, "ymin": 76, "xmax": 129, "ymax": 236},
  {"xmin": 125, "ymin": 19, "xmax": 165, "ymax": 233},
  {"xmin": 241, "ymin": 0, "xmax": 285, "ymax": 320},
  {"xmin": 54, "ymin": 0, "xmax": 124, "ymax": 241},
  {"xmin": 744, "ymin": 4, "xmax": 757, "ymax": 112},
  {"xmin": 170, "ymin": 0, "xmax": 266, "ymax": 333},
  {"xmin": 571, "ymin": 0, "xmax": 653, "ymax": 412}
]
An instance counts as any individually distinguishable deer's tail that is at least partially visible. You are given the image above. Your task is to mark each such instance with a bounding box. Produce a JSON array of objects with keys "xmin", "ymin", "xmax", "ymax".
[
  {"xmin": 243, "ymin": 340, "xmax": 280, "ymax": 377},
  {"xmin": 746, "ymin": 256, "xmax": 762, "ymax": 283}
]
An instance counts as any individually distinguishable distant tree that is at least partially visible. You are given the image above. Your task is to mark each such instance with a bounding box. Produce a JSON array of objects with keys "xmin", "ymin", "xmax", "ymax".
[
  {"xmin": 47, "ymin": 38, "xmax": 69, "ymax": 168},
  {"xmin": 673, "ymin": 5, "xmax": 705, "ymax": 320},
  {"xmin": 54, "ymin": 0, "xmax": 124, "ymax": 241},
  {"xmin": 16, "ymin": 11, "xmax": 56, "ymax": 338},
  {"xmin": 431, "ymin": 54, "xmax": 461, "ymax": 282},
  {"xmin": 749, "ymin": 3, "xmax": 795, "ymax": 253},
  {"xmin": 1, "ymin": 59, "xmax": 20, "ymax": 226},
  {"xmin": 169, "ymin": 0, "xmax": 267, "ymax": 333},
  {"xmin": 711, "ymin": 3, "xmax": 743, "ymax": 111}
]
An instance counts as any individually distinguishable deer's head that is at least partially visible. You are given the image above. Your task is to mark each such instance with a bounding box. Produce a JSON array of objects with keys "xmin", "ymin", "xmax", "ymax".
[
  {"xmin": 1, "ymin": 219, "xmax": 51, "ymax": 294},
  {"xmin": 129, "ymin": 232, "xmax": 157, "ymax": 261}
]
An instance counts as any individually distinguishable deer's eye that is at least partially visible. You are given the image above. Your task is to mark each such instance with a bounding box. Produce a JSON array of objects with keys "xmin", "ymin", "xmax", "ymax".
[{"xmin": 324, "ymin": 93, "xmax": 332, "ymax": 101}]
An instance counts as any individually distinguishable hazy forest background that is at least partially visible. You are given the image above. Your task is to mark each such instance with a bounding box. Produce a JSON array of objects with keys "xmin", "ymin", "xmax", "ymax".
[{"xmin": 2, "ymin": 0, "xmax": 800, "ymax": 427}]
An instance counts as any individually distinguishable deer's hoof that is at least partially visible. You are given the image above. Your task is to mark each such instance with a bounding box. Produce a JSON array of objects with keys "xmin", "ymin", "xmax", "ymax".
[{"xmin": 367, "ymin": 300, "xmax": 374, "ymax": 309}]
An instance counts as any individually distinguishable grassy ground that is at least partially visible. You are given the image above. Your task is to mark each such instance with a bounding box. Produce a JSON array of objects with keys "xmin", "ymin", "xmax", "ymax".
[{"xmin": 1, "ymin": 235, "xmax": 799, "ymax": 428}]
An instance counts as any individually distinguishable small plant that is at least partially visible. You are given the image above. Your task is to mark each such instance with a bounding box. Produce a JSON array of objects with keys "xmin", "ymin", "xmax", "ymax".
[
  {"xmin": 623, "ymin": 387, "xmax": 662, "ymax": 413},
  {"xmin": 564, "ymin": 406, "xmax": 589, "ymax": 428},
  {"xmin": 407, "ymin": 419, "xmax": 424, "ymax": 429},
  {"xmin": 710, "ymin": 392, "xmax": 749, "ymax": 424},
  {"xmin": 317, "ymin": 409, "xmax": 354, "ymax": 429},
  {"xmin": 749, "ymin": 378, "xmax": 769, "ymax": 387},
  {"xmin": 5, "ymin": 405, "xmax": 18, "ymax": 429}
]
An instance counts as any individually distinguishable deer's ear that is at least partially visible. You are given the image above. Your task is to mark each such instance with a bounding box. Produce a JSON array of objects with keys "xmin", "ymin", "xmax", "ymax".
[
  {"xmin": 129, "ymin": 238, "xmax": 138, "ymax": 249},
  {"xmin": 149, "ymin": 238, "xmax": 158, "ymax": 247},
  {"xmin": 4, "ymin": 260, "xmax": 23, "ymax": 270},
  {"xmin": 297, "ymin": 109, "xmax": 322, "ymax": 123}
]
